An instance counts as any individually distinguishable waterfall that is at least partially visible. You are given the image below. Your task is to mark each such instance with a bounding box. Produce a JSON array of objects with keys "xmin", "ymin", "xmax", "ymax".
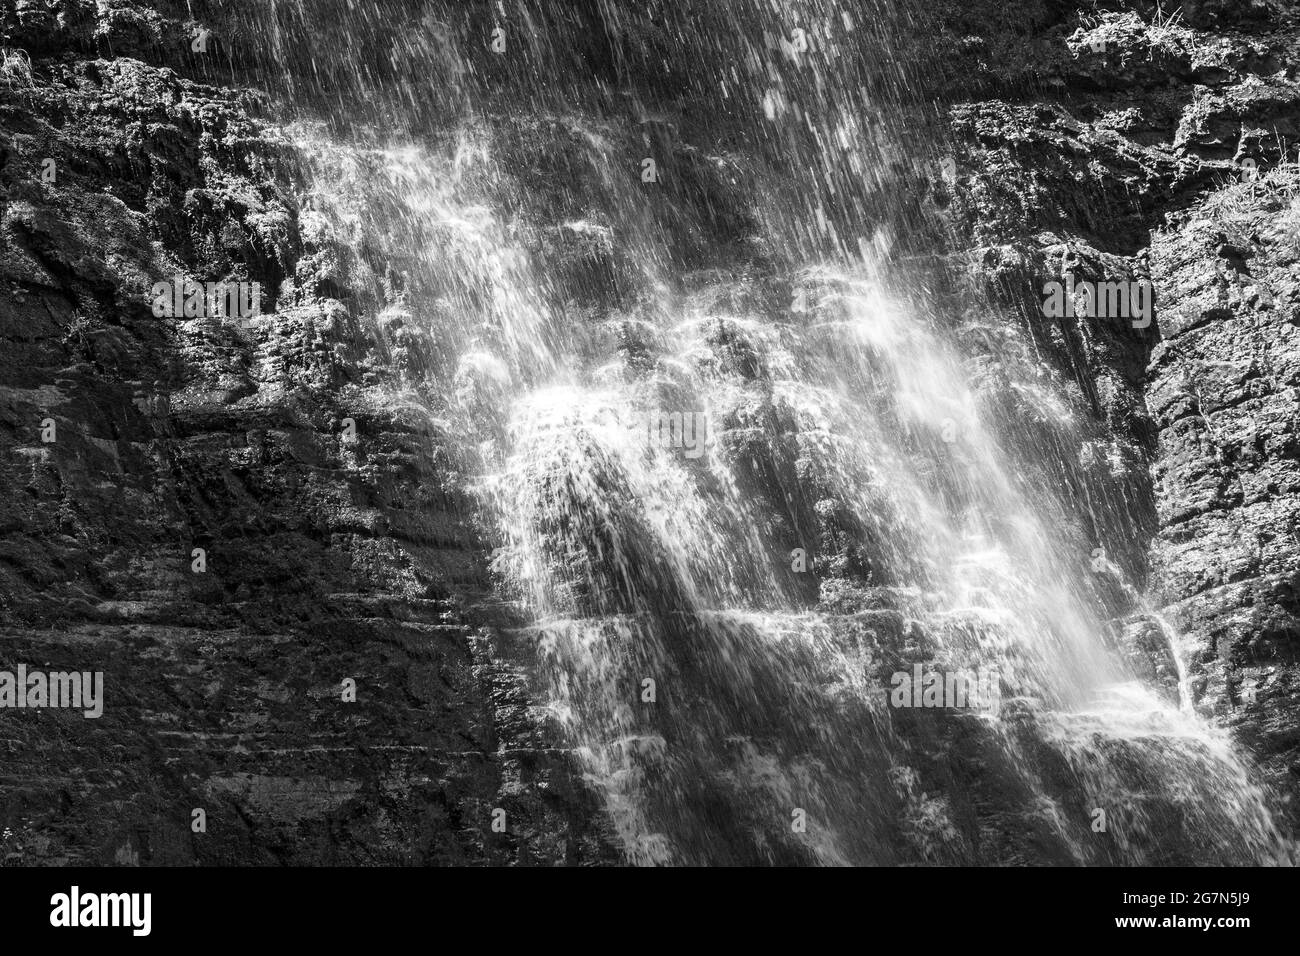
[{"xmin": 254, "ymin": 0, "xmax": 1295, "ymax": 865}]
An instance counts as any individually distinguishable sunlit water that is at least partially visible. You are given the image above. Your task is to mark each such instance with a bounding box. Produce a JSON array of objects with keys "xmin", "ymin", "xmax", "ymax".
[{"xmin": 256, "ymin": 0, "xmax": 1296, "ymax": 865}]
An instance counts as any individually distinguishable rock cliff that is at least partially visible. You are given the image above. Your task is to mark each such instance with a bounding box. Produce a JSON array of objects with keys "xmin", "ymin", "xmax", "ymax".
[{"xmin": 2, "ymin": 0, "xmax": 1298, "ymax": 863}]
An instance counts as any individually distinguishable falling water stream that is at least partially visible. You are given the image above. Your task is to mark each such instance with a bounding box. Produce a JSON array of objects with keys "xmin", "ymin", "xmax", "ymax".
[{"xmin": 225, "ymin": 0, "xmax": 1295, "ymax": 864}]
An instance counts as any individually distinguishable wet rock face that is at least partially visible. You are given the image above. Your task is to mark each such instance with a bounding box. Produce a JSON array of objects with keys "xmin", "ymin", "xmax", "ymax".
[
  {"xmin": 2, "ymin": 0, "xmax": 1299, "ymax": 864},
  {"xmin": 0, "ymin": 2, "xmax": 616, "ymax": 864},
  {"xmin": 1148, "ymin": 182, "xmax": 1300, "ymax": 795},
  {"xmin": 936, "ymin": 0, "xmax": 1300, "ymax": 821}
]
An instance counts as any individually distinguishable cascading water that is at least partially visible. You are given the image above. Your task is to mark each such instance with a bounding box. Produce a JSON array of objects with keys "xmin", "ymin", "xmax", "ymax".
[{"xmin": 229, "ymin": 0, "xmax": 1295, "ymax": 865}]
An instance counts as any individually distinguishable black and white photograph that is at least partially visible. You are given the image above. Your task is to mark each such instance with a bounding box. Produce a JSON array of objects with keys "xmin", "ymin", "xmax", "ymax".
[{"xmin": 1, "ymin": 0, "xmax": 1297, "ymax": 937}]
